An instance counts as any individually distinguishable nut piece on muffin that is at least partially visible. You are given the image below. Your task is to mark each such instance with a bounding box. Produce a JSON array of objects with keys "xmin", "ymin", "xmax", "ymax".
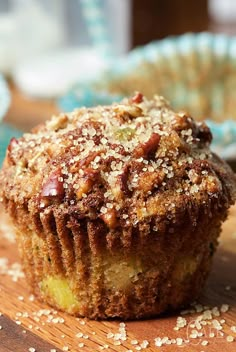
[{"xmin": 0, "ymin": 93, "xmax": 235, "ymax": 320}]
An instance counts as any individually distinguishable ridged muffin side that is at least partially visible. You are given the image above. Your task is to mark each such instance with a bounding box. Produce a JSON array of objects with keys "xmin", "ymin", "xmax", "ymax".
[{"xmin": 0, "ymin": 93, "xmax": 235, "ymax": 319}]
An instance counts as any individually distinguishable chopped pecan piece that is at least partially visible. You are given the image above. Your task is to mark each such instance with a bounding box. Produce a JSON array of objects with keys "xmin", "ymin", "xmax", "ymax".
[
  {"xmin": 157, "ymin": 131, "xmax": 190, "ymax": 157},
  {"xmin": 188, "ymin": 169, "xmax": 201, "ymax": 184},
  {"xmin": 100, "ymin": 208, "xmax": 118, "ymax": 229},
  {"xmin": 76, "ymin": 178, "xmax": 94, "ymax": 200},
  {"xmin": 75, "ymin": 168, "xmax": 99, "ymax": 199},
  {"xmin": 138, "ymin": 171, "xmax": 165, "ymax": 192},
  {"xmin": 7, "ymin": 137, "xmax": 19, "ymax": 153},
  {"xmin": 46, "ymin": 114, "xmax": 69, "ymax": 131},
  {"xmin": 41, "ymin": 169, "xmax": 64, "ymax": 197},
  {"xmin": 171, "ymin": 113, "xmax": 195, "ymax": 132},
  {"xmin": 133, "ymin": 133, "xmax": 161, "ymax": 158},
  {"xmin": 131, "ymin": 92, "xmax": 143, "ymax": 104},
  {"xmin": 197, "ymin": 122, "xmax": 212, "ymax": 144},
  {"xmin": 119, "ymin": 165, "xmax": 131, "ymax": 196},
  {"xmin": 5, "ymin": 137, "xmax": 19, "ymax": 166},
  {"xmin": 78, "ymin": 151, "xmax": 104, "ymax": 169},
  {"xmin": 113, "ymin": 104, "xmax": 142, "ymax": 121}
]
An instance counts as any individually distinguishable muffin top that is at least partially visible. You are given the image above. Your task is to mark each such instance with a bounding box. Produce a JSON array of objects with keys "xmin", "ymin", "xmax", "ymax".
[{"xmin": 0, "ymin": 93, "xmax": 235, "ymax": 230}]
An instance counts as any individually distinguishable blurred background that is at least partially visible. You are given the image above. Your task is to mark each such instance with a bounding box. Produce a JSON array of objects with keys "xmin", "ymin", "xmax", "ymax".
[
  {"xmin": 1, "ymin": 0, "xmax": 236, "ymax": 127},
  {"xmin": 1, "ymin": 0, "xmax": 236, "ymax": 165}
]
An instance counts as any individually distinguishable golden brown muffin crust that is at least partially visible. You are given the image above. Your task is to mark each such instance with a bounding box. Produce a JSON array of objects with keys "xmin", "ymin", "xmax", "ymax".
[{"xmin": 1, "ymin": 93, "xmax": 235, "ymax": 234}]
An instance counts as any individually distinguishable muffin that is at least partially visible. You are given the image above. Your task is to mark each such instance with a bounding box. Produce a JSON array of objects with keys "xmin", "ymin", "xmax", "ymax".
[{"xmin": 0, "ymin": 93, "xmax": 235, "ymax": 320}]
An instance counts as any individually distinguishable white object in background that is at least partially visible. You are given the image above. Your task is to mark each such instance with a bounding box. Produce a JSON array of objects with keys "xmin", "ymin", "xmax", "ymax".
[
  {"xmin": 0, "ymin": 14, "xmax": 16, "ymax": 74},
  {"xmin": 13, "ymin": 47, "xmax": 109, "ymax": 98},
  {"xmin": 13, "ymin": 0, "xmax": 131, "ymax": 98},
  {"xmin": 209, "ymin": 0, "xmax": 236, "ymax": 22},
  {"xmin": 0, "ymin": 0, "xmax": 63, "ymax": 74},
  {"xmin": 79, "ymin": 0, "xmax": 131, "ymax": 58},
  {"xmin": 0, "ymin": 75, "xmax": 10, "ymax": 121},
  {"xmin": 107, "ymin": 0, "xmax": 131, "ymax": 55}
]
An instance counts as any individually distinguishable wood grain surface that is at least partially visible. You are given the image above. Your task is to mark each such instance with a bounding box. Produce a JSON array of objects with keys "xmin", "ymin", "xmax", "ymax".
[
  {"xmin": 4, "ymin": 82, "xmax": 59, "ymax": 132},
  {"xmin": 0, "ymin": 205, "xmax": 236, "ymax": 352}
]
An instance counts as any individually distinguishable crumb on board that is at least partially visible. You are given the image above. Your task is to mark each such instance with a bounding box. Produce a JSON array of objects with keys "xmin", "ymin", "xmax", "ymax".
[
  {"xmin": 227, "ymin": 336, "xmax": 235, "ymax": 342},
  {"xmin": 0, "ymin": 257, "xmax": 24, "ymax": 282}
]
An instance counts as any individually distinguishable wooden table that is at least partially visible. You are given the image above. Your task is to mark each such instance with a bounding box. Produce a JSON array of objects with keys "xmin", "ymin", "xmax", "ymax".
[
  {"xmin": 1, "ymin": 85, "xmax": 236, "ymax": 351},
  {"xmin": 4, "ymin": 83, "xmax": 59, "ymax": 132}
]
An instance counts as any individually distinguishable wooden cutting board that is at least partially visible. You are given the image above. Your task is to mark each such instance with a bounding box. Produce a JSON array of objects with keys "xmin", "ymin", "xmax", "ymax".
[{"xmin": 0, "ymin": 205, "xmax": 236, "ymax": 352}]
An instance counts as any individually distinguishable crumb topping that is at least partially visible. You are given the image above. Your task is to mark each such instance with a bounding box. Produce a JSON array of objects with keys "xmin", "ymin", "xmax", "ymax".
[{"xmin": 0, "ymin": 93, "xmax": 235, "ymax": 230}]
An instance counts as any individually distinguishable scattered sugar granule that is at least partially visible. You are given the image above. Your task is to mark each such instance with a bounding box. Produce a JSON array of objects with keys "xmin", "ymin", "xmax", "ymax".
[
  {"xmin": 202, "ymin": 309, "xmax": 212, "ymax": 320},
  {"xmin": 201, "ymin": 340, "xmax": 208, "ymax": 346},
  {"xmin": 29, "ymin": 348, "xmax": 36, "ymax": 352},
  {"xmin": 62, "ymin": 347, "xmax": 69, "ymax": 352},
  {"xmin": 195, "ymin": 320, "xmax": 202, "ymax": 330},
  {"xmin": 231, "ymin": 326, "xmax": 236, "ymax": 333},
  {"xmin": 76, "ymin": 332, "xmax": 83, "ymax": 338},
  {"xmin": 190, "ymin": 330, "xmax": 198, "ymax": 339},
  {"xmin": 113, "ymin": 341, "xmax": 121, "ymax": 346},
  {"xmin": 106, "ymin": 332, "xmax": 114, "ymax": 339},
  {"xmin": 226, "ymin": 336, "xmax": 234, "ymax": 343},
  {"xmin": 131, "ymin": 340, "xmax": 138, "ymax": 345},
  {"xmin": 176, "ymin": 338, "xmax": 183, "ymax": 346},
  {"xmin": 211, "ymin": 307, "xmax": 220, "ymax": 317},
  {"xmin": 0, "ymin": 258, "xmax": 24, "ymax": 282},
  {"xmin": 140, "ymin": 340, "xmax": 149, "ymax": 348},
  {"xmin": 175, "ymin": 318, "xmax": 186, "ymax": 330},
  {"xmin": 212, "ymin": 319, "xmax": 222, "ymax": 330},
  {"xmin": 78, "ymin": 342, "xmax": 84, "ymax": 348},
  {"xmin": 29, "ymin": 294, "xmax": 35, "ymax": 301},
  {"xmin": 154, "ymin": 337, "xmax": 162, "ymax": 347},
  {"xmin": 220, "ymin": 304, "xmax": 229, "ymax": 313}
]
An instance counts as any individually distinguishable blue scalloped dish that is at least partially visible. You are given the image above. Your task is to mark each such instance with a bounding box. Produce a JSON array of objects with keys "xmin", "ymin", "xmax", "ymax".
[{"xmin": 59, "ymin": 33, "xmax": 236, "ymax": 160}]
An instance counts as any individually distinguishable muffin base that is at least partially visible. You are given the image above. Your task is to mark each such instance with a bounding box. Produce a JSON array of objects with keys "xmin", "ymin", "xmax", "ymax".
[{"xmin": 13, "ymin": 204, "xmax": 221, "ymax": 320}]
